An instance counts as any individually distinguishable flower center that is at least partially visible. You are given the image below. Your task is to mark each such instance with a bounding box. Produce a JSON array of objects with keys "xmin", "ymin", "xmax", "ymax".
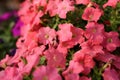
[
  {"xmin": 62, "ymin": 6, "xmax": 66, "ymax": 10},
  {"xmin": 92, "ymin": 28, "xmax": 96, "ymax": 33},
  {"xmin": 43, "ymin": 76, "xmax": 48, "ymax": 80},
  {"xmin": 89, "ymin": 15, "xmax": 93, "ymax": 20},
  {"xmin": 45, "ymin": 34, "xmax": 49, "ymax": 39},
  {"xmin": 107, "ymin": 38, "xmax": 112, "ymax": 43}
]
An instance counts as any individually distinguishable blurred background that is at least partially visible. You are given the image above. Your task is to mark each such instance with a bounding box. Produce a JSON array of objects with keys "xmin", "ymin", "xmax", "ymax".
[
  {"xmin": 0, "ymin": 0, "xmax": 24, "ymax": 14},
  {"xmin": 0, "ymin": 0, "xmax": 24, "ymax": 60}
]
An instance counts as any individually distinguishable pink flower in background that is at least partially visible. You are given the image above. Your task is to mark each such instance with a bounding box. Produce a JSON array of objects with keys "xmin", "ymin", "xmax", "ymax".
[
  {"xmin": 103, "ymin": 0, "xmax": 119, "ymax": 8},
  {"xmin": 82, "ymin": 7, "xmax": 102, "ymax": 22}
]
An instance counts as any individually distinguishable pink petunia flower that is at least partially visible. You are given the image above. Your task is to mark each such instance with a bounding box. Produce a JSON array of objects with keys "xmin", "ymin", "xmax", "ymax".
[
  {"xmin": 0, "ymin": 67, "xmax": 23, "ymax": 80},
  {"xmin": 6, "ymin": 47, "xmax": 28, "ymax": 66},
  {"xmin": 95, "ymin": 51, "xmax": 115, "ymax": 63},
  {"xmin": 18, "ymin": 1, "xmax": 35, "ymax": 24},
  {"xmin": 73, "ymin": 50, "xmax": 95, "ymax": 74},
  {"xmin": 33, "ymin": 66, "xmax": 62, "ymax": 80},
  {"xmin": 30, "ymin": 0, "xmax": 48, "ymax": 30},
  {"xmin": 62, "ymin": 60, "xmax": 83, "ymax": 80},
  {"xmin": 44, "ymin": 47, "xmax": 66, "ymax": 69},
  {"xmin": 69, "ymin": 26, "xmax": 85, "ymax": 45},
  {"xmin": 19, "ymin": 0, "xmax": 46, "ymax": 30},
  {"xmin": 57, "ymin": 23, "xmax": 84, "ymax": 49},
  {"xmin": 57, "ymin": 23, "xmax": 73, "ymax": 42},
  {"xmin": 21, "ymin": 53, "xmax": 41, "ymax": 75},
  {"xmin": 46, "ymin": 0, "xmax": 60, "ymax": 17},
  {"xmin": 82, "ymin": 7, "xmax": 103, "ymax": 22},
  {"xmin": 95, "ymin": 51, "xmax": 120, "ymax": 70},
  {"xmin": 16, "ymin": 31, "xmax": 38, "ymax": 50},
  {"xmin": 113, "ymin": 56, "xmax": 120, "ymax": 70},
  {"xmin": 57, "ymin": 42, "xmax": 68, "ymax": 56},
  {"xmin": 63, "ymin": 60, "xmax": 84, "ymax": 74},
  {"xmin": 47, "ymin": 0, "xmax": 74, "ymax": 18},
  {"xmin": 18, "ymin": 46, "xmax": 45, "ymax": 74},
  {"xmin": 38, "ymin": 27, "xmax": 57, "ymax": 45},
  {"xmin": 102, "ymin": 67, "xmax": 119, "ymax": 80},
  {"xmin": 57, "ymin": 0, "xmax": 75, "ymax": 18},
  {"xmin": 0, "ymin": 55, "xmax": 11, "ymax": 68},
  {"xmin": 84, "ymin": 22, "xmax": 105, "ymax": 45},
  {"xmin": 20, "ymin": 24, "xmax": 31, "ymax": 36},
  {"xmin": 80, "ymin": 40, "xmax": 104, "ymax": 57},
  {"xmin": 102, "ymin": 31, "xmax": 120, "ymax": 52}
]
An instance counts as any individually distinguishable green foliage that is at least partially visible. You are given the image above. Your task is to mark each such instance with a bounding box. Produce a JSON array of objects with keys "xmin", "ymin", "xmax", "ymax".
[
  {"xmin": 0, "ymin": 17, "xmax": 17, "ymax": 60},
  {"xmin": 37, "ymin": 56, "xmax": 46, "ymax": 66}
]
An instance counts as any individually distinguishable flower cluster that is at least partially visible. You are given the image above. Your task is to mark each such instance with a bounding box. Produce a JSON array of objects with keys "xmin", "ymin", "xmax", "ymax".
[{"xmin": 0, "ymin": 0, "xmax": 120, "ymax": 80}]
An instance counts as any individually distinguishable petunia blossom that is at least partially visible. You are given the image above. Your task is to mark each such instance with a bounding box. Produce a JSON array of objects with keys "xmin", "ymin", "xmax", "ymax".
[
  {"xmin": 102, "ymin": 31, "xmax": 120, "ymax": 52},
  {"xmin": 82, "ymin": 7, "xmax": 102, "ymax": 22},
  {"xmin": 102, "ymin": 67, "xmax": 119, "ymax": 80},
  {"xmin": 44, "ymin": 47, "xmax": 66, "ymax": 69},
  {"xmin": 33, "ymin": 66, "xmax": 62, "ymax": 80},
  {"xmin": 57, "ymin": 0, "xmax": 75, "ymax": 18},
  {"xmin": 57, "ymin": 23, "xmax": 73, "ymax": 42},
  {"xmin": 38, "ymin": 27, "xmax": 57, "ymax": 45},
  {"xmin": 84, "ymin": 22, "xmax": 105, "ymax": 45}
]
